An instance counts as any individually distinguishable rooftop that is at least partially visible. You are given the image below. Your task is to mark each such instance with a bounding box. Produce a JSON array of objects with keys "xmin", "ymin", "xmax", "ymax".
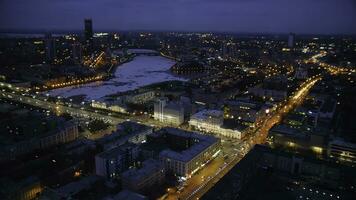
[
  {"xmin": 112, "ymin": 190, "xmax": 147, "ymax": 200},
  {"xmin": 330, "ymin": 138, "xmax": 356, "ymax": 149},
  {"xmin": 55, "ymin": 175, "xmax": 100, "ymax": 198},
  {"xmin": 158, "ymin": 128, "xmax": 219, "ymax": 162},
  {"xmin": 190, "ymin": 109, "xmax": 223, "ymax": 120},
  {"xmin": 225, "ymin": 99, "xmax": 262, "ymax": 110},
  {"xmin": 96, "ymin": 143, "xmax": 137, "ymax": 159},
  {"xmin": 164, "ymin": 102, "xmax": 183, "ymax": 111},
  {"xmin": 117, "ymin": 121, "xmax": 152, "ymax": 133},
  {"xmin": 269, "ymin": 124, "xmax": 308, "ymax": 139},
  {"xmin": 121, "ymin": 159, "xmax": 163, "ymax": 182},
  {"xmin": 97, "ymin": 121, "xmax": 152, "ymax": 147}
]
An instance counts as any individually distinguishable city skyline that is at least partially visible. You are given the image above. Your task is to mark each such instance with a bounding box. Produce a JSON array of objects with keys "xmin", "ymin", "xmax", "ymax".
[
  {"xmin": 1, "ymin": 0, "xmax": 356, "ymax": 34},
  {"xmin": 0, "ymin": 1, "xmax": 356, "ymax": 199}
]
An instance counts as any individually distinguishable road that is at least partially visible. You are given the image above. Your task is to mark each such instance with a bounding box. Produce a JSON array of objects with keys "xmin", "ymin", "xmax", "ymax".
[
  {"xmin": 307, "ymin": 52, "xmax": 356, "ymax": 76},
  {"xmin": 172, "ymin": 75, "xmax": 322, "ymax": 200},
  {"xmin": 1, "ymin": 73, "xmax": 322, "ymax": 200}
]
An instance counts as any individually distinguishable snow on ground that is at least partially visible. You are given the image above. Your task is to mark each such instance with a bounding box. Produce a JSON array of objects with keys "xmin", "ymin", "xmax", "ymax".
[{"xmin": 46, "ymin": 55, "xmax": 186, "ymax": 100}]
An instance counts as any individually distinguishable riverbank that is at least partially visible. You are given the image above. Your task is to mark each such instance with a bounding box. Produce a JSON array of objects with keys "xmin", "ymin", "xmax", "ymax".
[{"xmin": 46, "ymin": 55, "xmax": 185, "ymax": 100}]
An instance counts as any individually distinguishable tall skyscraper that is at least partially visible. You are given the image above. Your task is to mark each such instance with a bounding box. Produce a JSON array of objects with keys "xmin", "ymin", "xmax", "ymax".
[
  {"xmin": 288, "ymin": 33, "xmax": 295, "ymax": 48},
  {"xmin": 72, "ymin": 42, "xmax": 82, "ymax": 64},
  {"xmin": 44, "ymin": 33, "xmax": 56, "ymax": 63},
  {"xmin": 84, "ymin": 19, "xmax": 93, "ymax": 51},
  {"xmin": 221, "ymin": 42, "xmax": 228, "ymax": 59},
  {"xmin": 154, "ymin": 97, "xmax": 167, "ymax": 122}
]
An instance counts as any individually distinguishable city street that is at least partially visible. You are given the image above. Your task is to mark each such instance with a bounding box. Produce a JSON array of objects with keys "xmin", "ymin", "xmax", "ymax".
[
  {"xmin": 0, "ymin": 74, "xmax": 322, "ymax": 200},
  {"xmin": 162, "ymin": 75, "xmax": 322, "ymax": 200},
  {"xmin": 1, "ymin": 4, "xmax": 355, "ymax": 199}
]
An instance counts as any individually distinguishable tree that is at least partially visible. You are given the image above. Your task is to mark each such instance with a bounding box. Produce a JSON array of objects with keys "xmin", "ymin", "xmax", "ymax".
[{"xmin": 87, "ymin": 119, "xmax": 109, "ymax": 133}]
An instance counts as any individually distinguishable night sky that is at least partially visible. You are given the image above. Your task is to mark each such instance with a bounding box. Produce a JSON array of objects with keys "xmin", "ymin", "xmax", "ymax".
[{"xmin": 1, "ymin": 0, "xmax": 355, "ymax": 34}]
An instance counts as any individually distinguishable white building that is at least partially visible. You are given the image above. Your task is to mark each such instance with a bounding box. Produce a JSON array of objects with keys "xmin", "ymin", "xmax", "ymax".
[
  {"xmin": 153, "ymin": 97, "xmax": 167, "ymax": 122},
  {"xmin": 153, "ymin": 97, "xmax": 184, "ymax": 126},
  {"xmin": 189, "ymin": 110, "xmax": 223, "ymax": 131},
  {"xmin": 189, "ymin": 110, "xmax": 246, "ymax": 139},
  {"xmin": 91, "ymin": 100, "xmax": 127, "ymax": 113},
  {"xmin": 162, "ymin": 103, "xmax": 184, "ymax": 126}
]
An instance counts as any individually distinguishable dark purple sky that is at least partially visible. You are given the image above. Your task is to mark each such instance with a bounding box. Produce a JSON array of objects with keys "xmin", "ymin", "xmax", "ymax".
[{"xmin": 1, "ymin": 0, "xmax": 355, "ymax": 34}]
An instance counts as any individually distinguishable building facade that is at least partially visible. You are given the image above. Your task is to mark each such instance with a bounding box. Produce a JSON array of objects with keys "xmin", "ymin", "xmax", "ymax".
[
  {"xmin": 189, "ymin": 110, "xmax": 246, "ymax": 139},
  {"xmin": 91, "ymin": 100, "xmax": 127, "ymax": 114},
  {"xmin": 95, "ymin": 143, "xmax": 139, "ymax": 179},
  {"xmin": 45, "ymin": 33, "xmax": 56, "ymax": 63},
  {"xmin": 84, "ymin": 19, "xmax": 93, "ymax": 52},
  {"xmin": 39, "ymin": 122, "xmax": 79, "ymax": 149},
  {"xmin": 153, "ymin": 97, "xmax": 184, "ymax": 126},
  {"xmin": 328, "ymin": 138, "xmax": 356, "ymax": 164},
  {"xmin": 158, "ymin": 128, "xmax": 221, "ymax": 178},
  {"xmin": 4, "ymin": 121, "xmax": 79, "ymax": 158}
]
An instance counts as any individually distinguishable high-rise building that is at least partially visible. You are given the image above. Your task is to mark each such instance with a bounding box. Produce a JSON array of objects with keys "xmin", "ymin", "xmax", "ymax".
[
  {"xmin": 153, "ymin": 97, "xmax": 184, "ymax": 126},
  {"xmin": 72, "ymin": 42, "xmax": 82, "ymax": 64},
  {"xmin": 153, "ymin": 97, "xmax": 168, "ymax": 122},
  {"xmin": 221, "ymin": 42, "xmax": 227, "ymax": 58},
  {"xmin": 84, "ymin": 19, "xmax": 93, "ymax": 51},
  {"xmin": 44, "ymin": 33, "xmax": 56, "ymax": 63},
  {"xmin": 288, "ymin": 33, "xmax": 295, "ymax": 48}
]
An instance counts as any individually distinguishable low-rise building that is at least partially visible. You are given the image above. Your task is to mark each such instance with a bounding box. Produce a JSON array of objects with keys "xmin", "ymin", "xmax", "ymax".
[
  {"xmin": 121, "ymin": 159, "xmax": 165, "ymax": 193},
  {"xmin": 248, "ymin": 76, "xmax": 288, "ymax": 102},
  {"xmin": 40, "ymin": 176, "xmax": 101, "ymax": 199},
  {"xmin": 109, "ymin": 190, "xmax": 148, "ymax": 200},
  {"xmin": 203, "ymin": 144, "xmax": 355, "ymax": 200},
  {"xmin": 95, "ymin": 143, "xmax": 139, "ymax": 179},
  {"xmin": 157, "ymin": 128, "xmax": 221, "ymax": 178},
  {"xmin": 125, "ymin": 91, "xmax": 156, "ymax": 104},
  {"xmin": 189, "ymin": 109, "xmax": 246, "ymax": 139},
  {"xmin": 64, "ymin": 138, "xmax": 96, "ymax": 156},
  {"xmin": 116, "ymin": 121, "xmax": 153, "ymax": 144},
  {"xmin": 97, "ymin": 121, "xmax": 153, "ymax": 150},
  {"xmin": 189, "ymin": 109, "xmax": 223, "ymax": 132},
  {"xmin": 249, "ymin": 86, "xmax": 288, "ymax": 102},
  {"xmin": 328, "ymin": 138, "xmax": 356, "ymax": 164},
  {"xmin": 268, "ymin": 124, "xmax": 326, "ymax": 155},
  {"xmin": 1, "ymin": 176, "xmax": 43, "ymax": 200},
  {"xmin": 38, "ymin": 121, "xmax": 79, "ymax": 149},
  {"xmin": 319, "ymin": 98, "xmax": 336, "ymax": 119},
  {"xmin": 91, "ymin": 100, "xmax": 127, "ymax": 114},
  {"xmin": 224, "ymin": 99, "xmax": 269, "ymax": 126},
  {"xmin": 4, "ymin": 121, "xmax": 79, "ymax": 158}
]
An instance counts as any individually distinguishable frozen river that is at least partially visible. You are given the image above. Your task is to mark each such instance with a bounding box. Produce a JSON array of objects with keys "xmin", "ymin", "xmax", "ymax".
[{"xmin": 47, "ymin": 55, "xmax": 185, "ymax": 100}]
